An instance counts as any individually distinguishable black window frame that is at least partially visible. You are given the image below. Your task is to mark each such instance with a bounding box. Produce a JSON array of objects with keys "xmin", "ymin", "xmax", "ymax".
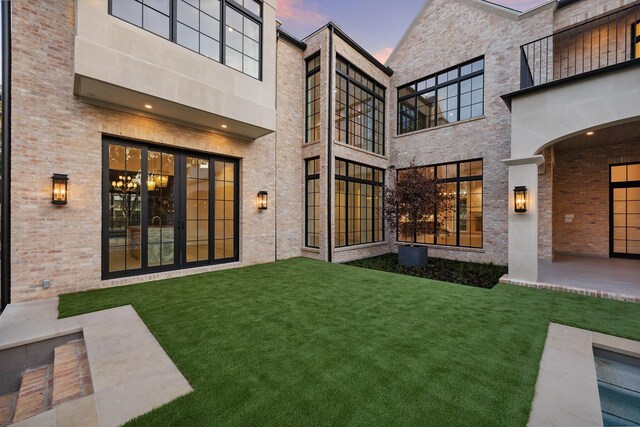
[
  {"xmin": 396, "ymin": 159, "xmax": 483, "ymax": 249},
  {"xmin": 335, "ymin": 56, "xmax": 386, "ymax": 156},
  {"xmin": 335, "ymin": 158, "xmax": 385, "ymax": 248},
  {"xmin": 108, "ymin": 0, "xmax": 263, "ymax": 80},
  {"xmin": 633, "ymin": 20, "xmax": 640, "ymax": 59},
  {"xmin": 305, "ymin": 52, "xmax": 321, "ymax": 144},
  {"xmin": 397, "ymin": 57, "xmax": 485, "ymax": 135},
  {"xmin": 102, "ymin": 136, "xmax": 240, "ymax": 280},
  {"xmin": 305, "ymin": 157, "xmax": 320, "ymax": 248}
]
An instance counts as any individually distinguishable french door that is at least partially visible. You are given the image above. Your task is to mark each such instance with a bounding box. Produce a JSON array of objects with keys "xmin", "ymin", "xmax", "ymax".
[
  {"xmin": 610, "ymin": 163, "xmax": 640, "ymax": 259},
  {"xmin": 102, "ymin": 138, "xmax": 239, "ymax": 279}
]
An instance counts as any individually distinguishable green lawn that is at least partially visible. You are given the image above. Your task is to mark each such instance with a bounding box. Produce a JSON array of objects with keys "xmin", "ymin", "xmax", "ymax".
[{"xmin": 59, "ymin": 258, "xmax": 640, "ymax": 426}]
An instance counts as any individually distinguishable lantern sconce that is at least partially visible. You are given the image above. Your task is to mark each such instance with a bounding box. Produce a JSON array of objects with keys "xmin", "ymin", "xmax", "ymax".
[
  {"xmin": 257, "ymin": 191, "xmax": 268, "ymax": 210},
  {"xmin": 514, "ymin": 186, "xmax": 528, "ymax": 213},
  {"xmin": 51, "ymin": 174, "xmax": 69, "ymax": 206}
]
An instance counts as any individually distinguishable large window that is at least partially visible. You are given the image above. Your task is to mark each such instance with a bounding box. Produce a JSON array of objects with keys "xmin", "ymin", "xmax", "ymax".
[
  {"xmin": 335, "ymin": 57, "xmax": 385, "ymax": 155},
  {"xmin": 398, "ymin": 57, "xmax": 484, "ymax": 135},
  {"xmin": 335, "ymin": 159, "xmax": 384, "ymax": 248},
  {"xmin": 634, "ymin": 21, "xmax": 640, "ymax": 59},
  {"xmin": 110, "ymin": 0, "xmax": 262, "ymax": 79},
  {"xmin": 305, "ymin": 158, "xmax": 320, "ymax": 248},
  {"xmin": 397, "ymin": 160, "xmax": 483, "ymax": 248},
  {"xmin": 104, "ymin": 138, "xmax": 239, "ymax": 279},
  {"xmin": 306, "ymin": 54, "xmax": 321, "ymax": 143}
]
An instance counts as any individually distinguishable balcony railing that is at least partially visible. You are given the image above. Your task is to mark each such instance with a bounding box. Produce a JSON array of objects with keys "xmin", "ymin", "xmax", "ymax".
[{"xmin": 520, "ymin": 3, "xmax": 640, "ymax": 89}]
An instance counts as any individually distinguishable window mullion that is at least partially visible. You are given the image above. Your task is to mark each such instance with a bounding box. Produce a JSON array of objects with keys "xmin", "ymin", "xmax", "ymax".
[{"xmin": 221, "ymin": 0, "xmax": 226, "ymax": 65}]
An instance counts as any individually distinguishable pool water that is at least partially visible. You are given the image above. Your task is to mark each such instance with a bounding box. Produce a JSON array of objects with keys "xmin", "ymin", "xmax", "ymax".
[{"xmin": 594, "ymin": 347, "xmax": 640, "ymax": 426}]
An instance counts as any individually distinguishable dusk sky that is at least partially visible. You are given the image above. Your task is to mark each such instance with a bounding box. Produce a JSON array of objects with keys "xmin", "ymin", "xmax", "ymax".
[{"xmin": 277, "ymin": 0, "xmax": 548, "ymax": 63}]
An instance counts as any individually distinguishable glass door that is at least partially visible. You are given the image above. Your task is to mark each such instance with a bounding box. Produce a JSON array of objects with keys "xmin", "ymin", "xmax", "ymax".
[
  {"xmin": 103, "ymin": 138, "xmax": 239, "ymax": 279},
  {"xmin": 610, "ymin": 163, "xmax": 640, "ymax": 259},
  {"xmin": 183, "ymin": 156, "xmax": 211, "ymax": 266},
  {"xmin": 147, "ymin": 150, "xmax": 177, "ymax": 268}
]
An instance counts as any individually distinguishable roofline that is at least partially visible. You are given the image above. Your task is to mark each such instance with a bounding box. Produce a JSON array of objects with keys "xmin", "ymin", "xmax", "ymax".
[
  {"xmin": 276, "ymin": 28, "xmax": 307, "ymax": 50},
  {"xmin": 301, "ymin": 22, "xmax": 393, "ymax": 76},
  {"xmin": 387, "ymin": 0, "xmax": 550, "ymax": 65},
  {"xmin": 328, "ymin": 22, "xmax": 394, "ymax": 77}
]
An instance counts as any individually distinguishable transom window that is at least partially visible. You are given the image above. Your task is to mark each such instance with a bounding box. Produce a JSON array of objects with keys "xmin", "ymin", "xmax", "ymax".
[
  {"xmin": 398, "ymin": 57, "xmax": 484, "ymax": 135},
  {"xmin": 335, "ymin": 159, "xmax": 384, "ymax": 248},
  {"xmin": 335, "ymin": 57, "xmax": 386, "ymax": 155},
  {"xmin": 109, "ymin": 0, "xmax": 262, "ymax": 79},
  {"xmin": 397, "ymin": 159, "xmax": 483, "ymax": 248}
]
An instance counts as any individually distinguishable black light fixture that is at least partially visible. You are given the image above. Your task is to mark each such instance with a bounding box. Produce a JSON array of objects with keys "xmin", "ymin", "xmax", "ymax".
[
  {"xmin": 257, "ymin": 191, "xmax": 268, "ymax": 210},
  {"xmin": 51, "ymin": 174, "xmax": 69, "ymax": 206},
  {"xmin": 514, "ymin": 186, "xmax": 528, "ymax": 213}
]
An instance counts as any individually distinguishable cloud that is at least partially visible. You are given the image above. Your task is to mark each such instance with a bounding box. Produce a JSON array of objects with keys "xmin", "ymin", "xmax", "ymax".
[
  {"xmin": 277, "ymin": 0, "xmax": 326, "ymax": 34},
  {"xmin": 373, "ymin": 47, "xmax": 393, "ymax": 64}
]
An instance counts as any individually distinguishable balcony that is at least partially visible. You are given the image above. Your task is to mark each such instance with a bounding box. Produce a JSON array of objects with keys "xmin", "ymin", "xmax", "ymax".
[
  {"xmin": 73, "ymin": 0, "xmax": 277, "ymax": 140},
  {"xmin": 520, "ymin": 3, "xmax": 640, "ymax": 89}
]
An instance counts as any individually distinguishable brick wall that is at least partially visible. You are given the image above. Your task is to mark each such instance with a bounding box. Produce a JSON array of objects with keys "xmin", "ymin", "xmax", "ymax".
[
  {"xmin": 553, "ymin": 138, "xmax": 640, "ymax": 256},
  {"xmin": 387, "ymin": 0, "xmax": 552, "ymax": 265},
  {"xmin": 275, "ymin": 38, "xmax": 304, "ymax": 260},
  {"xmin": 10, "ymin": 0, "xmax": 280, "ymax": 301}
]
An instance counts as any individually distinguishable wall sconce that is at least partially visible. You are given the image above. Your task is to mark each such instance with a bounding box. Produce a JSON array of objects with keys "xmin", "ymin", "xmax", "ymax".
[
  {"xmin": 514, "ymin": 186, "xmax": 528, "ymax": 213},
  {"xmin": 257, "ymin": 191, "xmax": 268, "ymax": 210},
  {"xmin": 51, "ymin": 174, "xmax": 69, "ymax": 206}
]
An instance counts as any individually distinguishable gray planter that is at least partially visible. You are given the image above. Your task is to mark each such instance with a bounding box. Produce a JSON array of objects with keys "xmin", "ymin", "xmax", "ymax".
[{"xmin": 398, "ymin": 245, "xmax": 428, "ymax": 268}]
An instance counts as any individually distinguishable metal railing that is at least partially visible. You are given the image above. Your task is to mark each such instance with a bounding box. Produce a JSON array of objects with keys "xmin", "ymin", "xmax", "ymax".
[{"xmin": 520, "ymin": 3, "xmax": 640, "ymax": 89}]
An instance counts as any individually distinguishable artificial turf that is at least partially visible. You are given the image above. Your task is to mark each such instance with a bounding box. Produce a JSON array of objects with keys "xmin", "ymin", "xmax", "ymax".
[{"xmin": 58, "ymin": 258, "xmax": 640, "ymax": 426}]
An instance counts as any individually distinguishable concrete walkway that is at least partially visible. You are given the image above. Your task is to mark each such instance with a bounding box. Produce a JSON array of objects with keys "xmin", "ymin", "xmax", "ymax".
[
  {"xmin": 529, "ymin": 323, "xmax": 640, "ymax": 427},
  {"xmin": 0, "ymin": 299, "xmax": 192, "ymax": 427}
]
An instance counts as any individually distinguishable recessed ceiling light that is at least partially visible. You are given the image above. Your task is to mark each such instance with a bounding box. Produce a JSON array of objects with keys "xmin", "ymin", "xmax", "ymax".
[
  {"xmin": 586, "ymin": 131, "xmax": 594, "ymax": 136},
  {"xmin": 144, "ymin": 104, "xmax": 153, "ymax": 109},
  {"xmin": 221, "ymin": 124, "xmax": 228, "ymax": 129}
]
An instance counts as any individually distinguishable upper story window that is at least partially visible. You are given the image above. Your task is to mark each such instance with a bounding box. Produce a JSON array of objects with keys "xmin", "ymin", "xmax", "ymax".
[
  {"xmin": 306, "ymin": 54, "xmax": 321, "ymax": 143},
  {"xmin": 634, "ymin": 20, "xmax": 640, "ymax": 59},
  {"xmin": 335, "ymin": 57, "xmax": 386, "ymax": 156},
  {"xmin": 110, "ymin": 0, "xmax": 262, "ymax": 79},
  {"xmin": 398, "ymin": 57, "xmax": 484, "ymax": 135}
]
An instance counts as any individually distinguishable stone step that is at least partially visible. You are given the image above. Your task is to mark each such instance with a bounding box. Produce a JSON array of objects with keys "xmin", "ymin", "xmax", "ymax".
[
  {"xmin": 0, "ymin": 392, "xmax": 18, "ymax": 427},
  {"xmin": 12, "ymin": 364, "xmax": 52, "ymax": 423},
  {"xmin": 52, "ymin": 339, "xmax": 93, "ymax": 407}
]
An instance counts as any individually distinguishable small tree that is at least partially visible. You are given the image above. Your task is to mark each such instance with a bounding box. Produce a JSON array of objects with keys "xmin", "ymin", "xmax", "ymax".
[{"xmin": 384, "ymin": 161, "xmax": 456, "ymax": 246}]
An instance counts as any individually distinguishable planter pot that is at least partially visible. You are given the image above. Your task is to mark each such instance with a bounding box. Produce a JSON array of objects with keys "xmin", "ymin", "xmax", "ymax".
[{"xmin": 398, "ymin": 245, "xmax": 428, "ymax": 268}]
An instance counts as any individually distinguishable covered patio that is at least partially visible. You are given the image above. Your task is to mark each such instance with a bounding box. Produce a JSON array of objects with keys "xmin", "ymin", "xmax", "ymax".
[{"xmin": 538, "ymin": 255, "xmax": 640, "ymax": 299}]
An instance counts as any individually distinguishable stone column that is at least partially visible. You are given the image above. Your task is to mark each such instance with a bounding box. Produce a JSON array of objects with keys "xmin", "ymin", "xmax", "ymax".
[{"xmin": 503, "ymin": 155, "xmax": 545, "ymax": 283}]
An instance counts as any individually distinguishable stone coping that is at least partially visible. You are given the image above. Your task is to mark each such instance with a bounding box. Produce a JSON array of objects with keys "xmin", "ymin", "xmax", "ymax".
[
  {"xmin": 0, "ymin": 299, "xmax": 193, "ymax": 426},
  {"xmin": 529, "ymin": 323, "xmax": 640, "ymax": 427},
  {"xmin": 500, "ymin": 275, "xmax": 640, "ymax": 304}
]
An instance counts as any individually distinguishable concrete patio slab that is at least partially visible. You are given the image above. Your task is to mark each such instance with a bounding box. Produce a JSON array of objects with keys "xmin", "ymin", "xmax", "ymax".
[
  {"xmin": 501, "ymin": 255, "xmax": 640, "ymax": 303},
  {"xmin": 0, "ymin": 299, "xmax": 193, "ymax": 426}
]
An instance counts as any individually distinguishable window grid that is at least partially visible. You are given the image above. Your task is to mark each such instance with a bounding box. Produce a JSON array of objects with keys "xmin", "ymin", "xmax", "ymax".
[
  {"xmin": 335, "ymin": 57, "xmax": 386, "ymax": 156},
  {"xmin": 109, "ymin": 0, "xmax": 262, "ymax": 79},
  {"xmin": 305, "ymin": 158, "xmax": 320, "ymax": 248},
  {"xmin": 335, "ymin": 159, "xmax": 385, "ymax": 248},
  {"xmin": 397, "ymin": 159, "xmax": 483, "ymax": 249},
  {"xmin": 398, "ymin": 57, "xmax": 484, "ymax": 135},
  {"xmin": 306, "ymin": 54, "xmax": 321, "ymax": 143}
]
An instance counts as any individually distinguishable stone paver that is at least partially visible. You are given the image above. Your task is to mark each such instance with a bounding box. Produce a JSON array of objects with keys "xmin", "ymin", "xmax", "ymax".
[
  {"xmin": 0, "ymin": 298, "xmax": 193, "ymax": 427},
  {"xmin": 12, "ymin": 365, "xmax": 52, "ymax": 423},
  {"xmin": 0, "ymin": 392, "xmax": 18, "ymax": 427},
  {"xmin": 52, "ymin": 340, "xmax": 93, "ymax": 406}
]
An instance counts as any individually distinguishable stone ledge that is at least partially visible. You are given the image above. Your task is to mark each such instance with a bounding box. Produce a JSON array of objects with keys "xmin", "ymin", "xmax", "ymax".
[{"xmin": 499, "ymin": 275, "xmax": 640, "ymax": 304}]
